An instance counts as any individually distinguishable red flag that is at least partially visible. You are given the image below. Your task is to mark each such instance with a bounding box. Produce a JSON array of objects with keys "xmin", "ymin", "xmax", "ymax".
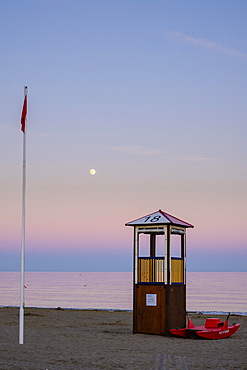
[{"xmin": 21, "ymin": 95, "xmax": 27, "ymax": 132}]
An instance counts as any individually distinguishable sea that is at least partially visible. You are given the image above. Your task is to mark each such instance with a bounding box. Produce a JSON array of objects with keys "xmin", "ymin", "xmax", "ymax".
[{"xmin": 0, "ymin": 272, "xmax": 246, "ymax": 315}]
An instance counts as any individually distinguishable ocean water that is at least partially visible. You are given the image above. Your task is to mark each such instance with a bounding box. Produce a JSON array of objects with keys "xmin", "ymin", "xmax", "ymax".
[{"xmin": 0, "ymin": 272, "xmax": 246, "ymax": 314}]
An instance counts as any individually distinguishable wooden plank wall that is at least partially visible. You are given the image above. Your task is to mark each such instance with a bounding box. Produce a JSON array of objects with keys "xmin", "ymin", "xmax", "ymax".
[{"xmin": 133, "ymin": 284, "xmax": 186, "ymax": 335}]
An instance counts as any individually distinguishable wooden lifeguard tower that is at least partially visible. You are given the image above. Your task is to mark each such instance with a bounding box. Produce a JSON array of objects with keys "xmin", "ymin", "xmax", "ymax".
[{"xmin": 126, "ymin": 209, "xmax": 194, "ymax": 335}]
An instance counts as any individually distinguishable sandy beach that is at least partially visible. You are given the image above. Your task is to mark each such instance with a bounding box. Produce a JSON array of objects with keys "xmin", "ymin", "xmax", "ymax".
[{"xmin": 0, "ymin": 307, "xmax": 246, "ymax": 369}]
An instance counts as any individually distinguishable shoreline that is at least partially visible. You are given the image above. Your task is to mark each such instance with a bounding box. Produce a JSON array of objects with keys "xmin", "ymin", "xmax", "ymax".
[{"xmin": 1, "ymin": 305, "xmax": 247, "ymax": 316}]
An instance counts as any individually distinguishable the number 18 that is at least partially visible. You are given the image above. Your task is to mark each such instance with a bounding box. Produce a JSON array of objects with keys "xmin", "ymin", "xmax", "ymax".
[{"xmin": 144, "ymin": 215, "xmax": 161, "ymax": 223}]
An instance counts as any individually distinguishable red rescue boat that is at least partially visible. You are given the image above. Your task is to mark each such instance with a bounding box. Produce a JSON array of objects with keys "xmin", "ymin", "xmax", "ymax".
[{"xmin": 170, "ymin": 314, "xmax": 241, "ymax": 340}]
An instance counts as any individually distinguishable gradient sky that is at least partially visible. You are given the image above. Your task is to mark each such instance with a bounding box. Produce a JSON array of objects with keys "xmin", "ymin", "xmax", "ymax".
[{"xmin": 1, "ymin": 0, "xmax": 246, "ymax": 272}]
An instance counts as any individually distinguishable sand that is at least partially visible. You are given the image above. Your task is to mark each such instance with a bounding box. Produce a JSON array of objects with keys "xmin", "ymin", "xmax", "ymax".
[{"xmin": 0, "ymin": 307, "xmax": 246, "ymax": 369}]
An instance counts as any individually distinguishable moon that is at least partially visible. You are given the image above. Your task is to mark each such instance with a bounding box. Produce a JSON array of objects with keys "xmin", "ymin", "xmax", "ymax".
[{"xmin": 90, "ymin": 169, "xmax": 96, "ymax": 175}]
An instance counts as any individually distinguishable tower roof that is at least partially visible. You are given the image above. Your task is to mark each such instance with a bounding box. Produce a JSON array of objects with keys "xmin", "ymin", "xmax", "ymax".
[{"xmin": 125, "ymin": 209, "xmax": 194, "ymax": 228}]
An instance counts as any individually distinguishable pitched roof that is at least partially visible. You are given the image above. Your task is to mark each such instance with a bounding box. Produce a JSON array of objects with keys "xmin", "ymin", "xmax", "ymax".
[{"xmin": 125, "ymin": 209, "xmax": 194, "ymax": 228}]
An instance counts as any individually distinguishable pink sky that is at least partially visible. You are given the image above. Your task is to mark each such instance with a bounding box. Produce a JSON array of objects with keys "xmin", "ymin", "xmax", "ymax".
[{"xmin": 0, "ymin": 1, "xmax": 246, "ymax": 271}]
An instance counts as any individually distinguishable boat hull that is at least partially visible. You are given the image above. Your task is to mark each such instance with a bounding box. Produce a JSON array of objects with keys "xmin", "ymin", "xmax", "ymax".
[
  {"xmin": 170, "ymin": 318, "xmax": 241, "ymax": 340},
  {"xmin": 196, "ymin": 324, "xmax": 241, "ymax": 339}
]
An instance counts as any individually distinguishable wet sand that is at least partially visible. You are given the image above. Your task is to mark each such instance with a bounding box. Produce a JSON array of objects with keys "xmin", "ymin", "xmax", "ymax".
[{"xmin": 0, "ymin": 307, "xmax": 246, "ymax": 369}]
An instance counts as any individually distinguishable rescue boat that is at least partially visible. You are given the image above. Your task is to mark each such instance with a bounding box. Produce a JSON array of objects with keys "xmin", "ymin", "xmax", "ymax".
[{"xmin": 170, "ymin": 314, "xmax": 241, "ymax": 340}]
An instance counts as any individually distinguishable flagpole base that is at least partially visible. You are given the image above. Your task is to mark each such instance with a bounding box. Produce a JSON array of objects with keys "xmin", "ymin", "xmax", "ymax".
[{"xmin": 19, "ymin": 307, "xmax": 24, "ymax": 344}]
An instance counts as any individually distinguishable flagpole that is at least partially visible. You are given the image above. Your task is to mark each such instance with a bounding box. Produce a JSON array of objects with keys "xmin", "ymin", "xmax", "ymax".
[{"xmin": 19, "ymin": 86, "xmax": 28, "ymax": 345}]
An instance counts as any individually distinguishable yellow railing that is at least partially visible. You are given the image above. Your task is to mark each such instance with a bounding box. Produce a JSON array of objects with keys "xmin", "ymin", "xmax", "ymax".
[
  {"xmin": 138, "ymin": 257, "xmax": 184, "ymax": 284},
  {"xmin": 171, "ymin": 258, "xmax": 184, "ymax": 283},
  {"xmin": 138, "ymin": 258, "xmax": 164, "ymax": 283}
]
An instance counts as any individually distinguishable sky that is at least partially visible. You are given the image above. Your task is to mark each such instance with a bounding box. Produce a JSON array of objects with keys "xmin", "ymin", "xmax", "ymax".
[{"xmin": 0, "ymin": 0, "xmax": 247, "ymax": 272}]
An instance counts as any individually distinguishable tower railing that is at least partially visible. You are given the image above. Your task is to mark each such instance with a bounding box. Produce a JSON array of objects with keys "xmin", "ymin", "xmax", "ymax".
[{"xmin": 138, "ymin": 257, "xmax": 184, "ymax": 284}]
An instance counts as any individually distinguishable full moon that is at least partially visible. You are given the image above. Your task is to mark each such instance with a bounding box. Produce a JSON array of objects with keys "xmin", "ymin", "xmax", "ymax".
[{"xmin": 90, "ymin": 169, "xmax": 96, "ymax": 175}]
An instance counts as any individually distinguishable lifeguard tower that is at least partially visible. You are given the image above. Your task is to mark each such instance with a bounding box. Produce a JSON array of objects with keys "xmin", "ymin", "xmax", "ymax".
[{"xmin": 126, "ymin": 209, "xmax": 194, "ymax": 335}]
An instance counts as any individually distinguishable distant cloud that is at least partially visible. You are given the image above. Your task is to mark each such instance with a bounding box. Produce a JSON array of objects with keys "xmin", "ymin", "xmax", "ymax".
[
  {"xmin": 37, "ymin": 132, "xmax": 52, "ymax": 138},
  {"xmin": 110, "ymin": 145, "xmax": 161, "ymax": 156},
  {"xmin": 178, "ymin": 156, "xmax": 217, "ymax": 162},
  {"xmin": 167, "ymin": 31, "xmax": 247, "ymax": 60}
]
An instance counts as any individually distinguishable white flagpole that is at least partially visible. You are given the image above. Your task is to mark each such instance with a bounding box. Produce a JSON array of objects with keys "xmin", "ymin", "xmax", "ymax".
[{"xmin": 19, "ymin": 86, "xmax": 28, "ymax": 345}]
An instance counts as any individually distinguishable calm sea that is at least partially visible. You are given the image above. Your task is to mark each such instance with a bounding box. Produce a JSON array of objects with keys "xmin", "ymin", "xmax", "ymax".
[{"xmin": 0, "ymin": 272, "xmax": 246, "ymax": 314}]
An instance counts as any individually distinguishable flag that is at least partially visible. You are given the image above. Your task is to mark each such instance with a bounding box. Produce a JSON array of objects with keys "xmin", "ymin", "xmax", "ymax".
[{"xmin": 21, "ymin": 95, "xmax": 27, "ymax": 132}]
